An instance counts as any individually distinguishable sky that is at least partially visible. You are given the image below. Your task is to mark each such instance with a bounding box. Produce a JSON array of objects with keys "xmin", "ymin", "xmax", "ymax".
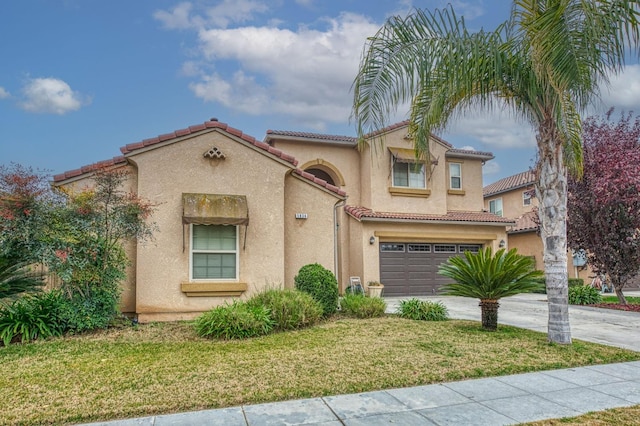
[{"xmin": 1, "ymin": 0, "xmax": 639, "ymax": 185}]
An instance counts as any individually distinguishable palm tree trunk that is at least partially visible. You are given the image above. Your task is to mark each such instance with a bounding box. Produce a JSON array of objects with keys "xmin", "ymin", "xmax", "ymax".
[
  {"xmin": 479, "ymin": 299, "xmax": 499, "ymax": 331},
  {"xmin": 537, "ymin": 124, "xmax": 572, "ymax": 345}
]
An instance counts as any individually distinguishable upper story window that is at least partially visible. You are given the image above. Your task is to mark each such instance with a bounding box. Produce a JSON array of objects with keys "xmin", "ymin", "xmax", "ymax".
[
  {"xmin": 449, "ymin": 163, "xmax": 462, "ymax": 189},
  {"xmin": 191, "ymin": 224, "xmax": 238, "ymax": 280},
  {"xmin": 489, "ymin": 198, "xmax": 503, "ymax": 217},
  {"xmin": 392, "ymin": 161, "xmax": 426, "ymax": 189},
  {"xmin": 523, "ymin": 190, "xmax": 532, "ymax": 206}
]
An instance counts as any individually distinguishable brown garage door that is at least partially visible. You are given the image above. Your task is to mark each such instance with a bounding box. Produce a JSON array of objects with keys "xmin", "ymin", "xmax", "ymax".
[{"xmin": 380, "ymin": 243, "xmax": 482, "ymax": 297}]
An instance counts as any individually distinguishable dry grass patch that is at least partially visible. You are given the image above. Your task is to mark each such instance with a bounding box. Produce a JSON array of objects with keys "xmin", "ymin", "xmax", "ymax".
[
  {"xmin": 524, "ymin": 404, "xmax": 640, "ymax": 425},
  {"xmin": 1, "ymin": 316, "xmax": 638, "ymax": 425}
]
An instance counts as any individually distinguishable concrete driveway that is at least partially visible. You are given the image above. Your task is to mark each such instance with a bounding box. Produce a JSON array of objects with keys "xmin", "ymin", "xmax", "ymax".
[{"xmin": 385, "ymin": 292, "xmax": 640, "ymax": 352}]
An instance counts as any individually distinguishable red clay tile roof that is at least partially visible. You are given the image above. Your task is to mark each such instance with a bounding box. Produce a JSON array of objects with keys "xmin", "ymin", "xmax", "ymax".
[
  {"xmin": 344, "ymin": 206, "xmax": 515, "ymax": 224},
  {"xmin": 52, "ymin": 119, "xmax": 346, "ymax": 197},
  {"xmin": 53, "ymin": 156, "xmax": 127, "ymax": 182},
  {"xmin": 483, "ymin": 170, "xmax": 536, "ymax": 197},
  {"xmin": 293, "ymin": 169, "xmax": 347, "ymax": 197},
  {"xmin": 508, "ymin": 210, "xmax": 539, "ymax": 234},
  {"xmin": 446, "ymin": 148, "xmax": 494, "ymax": 160},
  {"xmin": 120, "ymin": 119, "xmax": 298, "ymax": 167},
  {"xmin": 265, "ymin": 130, "xmax": 357, "ymax": 145}
]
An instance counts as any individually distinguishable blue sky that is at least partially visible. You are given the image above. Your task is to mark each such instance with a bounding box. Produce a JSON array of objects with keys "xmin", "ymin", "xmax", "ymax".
[{"xmin": 1, "ymin": 1, "xmax": 639, "ymax": 185}]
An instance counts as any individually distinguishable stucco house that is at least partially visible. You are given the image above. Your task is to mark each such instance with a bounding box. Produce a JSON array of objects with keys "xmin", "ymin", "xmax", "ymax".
[
  {"xmin": 483, "ymin": 170, "xmax": 594, "ymax": 280},
  {"xmin": 54, "ymin": 118, "xmax": 513, "ymax": 321}
]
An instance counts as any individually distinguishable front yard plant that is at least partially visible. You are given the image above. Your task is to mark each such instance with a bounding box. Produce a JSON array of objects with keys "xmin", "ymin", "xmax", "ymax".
[
  {"xmin": 247, "ymin": 288, "xmax": 322, "ymax": 331},
  {"xmin": 396, "ymin": 298, "xmax": 449, "ymax": 321},
  {"xmin": 294, "ymin": 263, "xmax": 339, "ymax": 316},
  {"xmin": 339, "ymin": 293, "xmax": 386, "ymax": 318},
  {"xmin": 194, "ymin": 301, "xmax": 274, "ymax": 339},
  {"xmin": 439, "ymin": 248, "xmax": 544, "ymax": 331},
  {"xmin": 568, "ymin": 285, "xmax": 602, "ymax": 305}
]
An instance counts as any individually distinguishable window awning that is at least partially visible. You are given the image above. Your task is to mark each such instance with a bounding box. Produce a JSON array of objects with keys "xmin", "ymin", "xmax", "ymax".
[
  {"xmin": 388, "ymin": 147, "xmax": 436, "ymax": 163},
  {"xmin": 182, "ymin": 193, "xmax": 249, "ymax": 225}
]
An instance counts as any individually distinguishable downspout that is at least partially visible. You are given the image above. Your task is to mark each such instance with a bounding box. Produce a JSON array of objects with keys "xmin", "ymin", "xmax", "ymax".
[{"xmin": 333, "ymin": 198, "xmax": 347, "ymax": 284}]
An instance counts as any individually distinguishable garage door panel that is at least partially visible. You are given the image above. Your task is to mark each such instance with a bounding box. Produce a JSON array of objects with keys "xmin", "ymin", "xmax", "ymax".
[{"xmin": 380, "ymin": 242, "xmax": 481, "ymax": 297}]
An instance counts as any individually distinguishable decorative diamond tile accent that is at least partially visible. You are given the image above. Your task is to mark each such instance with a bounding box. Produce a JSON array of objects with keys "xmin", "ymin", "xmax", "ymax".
[{"xmin": 204, "ymin": 146, "xmax": 225, "ymax": 159}]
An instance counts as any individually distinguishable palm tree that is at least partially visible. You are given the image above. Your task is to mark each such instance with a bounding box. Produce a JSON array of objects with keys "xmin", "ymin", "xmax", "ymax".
[
  {"xmin": 352, "ymin": 1, "xmax": 640, "ymax": 344},
  {"xmin": 439, "ymin": 248, "xmax": 544, "ymax": 331},
  {"xmin": 0, "ymin": 256, "xmax": 44, "ymax": 301}
]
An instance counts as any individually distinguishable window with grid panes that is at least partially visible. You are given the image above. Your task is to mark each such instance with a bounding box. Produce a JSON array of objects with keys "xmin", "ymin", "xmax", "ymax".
[{"xmin": 191, "ymin": 224, "xmax": 238, "ymax": 280}]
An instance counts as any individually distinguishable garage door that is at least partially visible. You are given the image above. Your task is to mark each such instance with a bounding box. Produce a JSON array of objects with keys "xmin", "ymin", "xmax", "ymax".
[{"xmin": 379, "ymin": 243, "xmax": 482, "ymax": 297}]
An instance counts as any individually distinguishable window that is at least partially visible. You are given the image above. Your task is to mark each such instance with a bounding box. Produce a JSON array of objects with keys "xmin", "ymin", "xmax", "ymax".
[
  {"xmin": 458, "ymin": 244, "xmax": 482, "ymax": 253},
  {"xmin": 191, "ymin": 224, "xmax": 238, "ymax": 280},
  {"xmin": 408, "ymin": 244, "xmax": 431, "ymax": 252},
  {"xmin": 449, "ymin": 163, "xmax": 462, "ymax": 189},
  {"xmin": 434, "ymin": 244, "xmax": 457, "ymax": 253},
  {"xmin": 489, "ymin": 198, "xmax": 503, "ymax": 217},
  {"xmin": 380, "ymin": 243, "xmax": 405, "ymax": 252},
  {"xmin": 392, "ymin": 161, "xmax": 426, "ymax": 188},
  {"xmin": 523, "ymin": 191, "xmax": 532, "ymax": 206}
]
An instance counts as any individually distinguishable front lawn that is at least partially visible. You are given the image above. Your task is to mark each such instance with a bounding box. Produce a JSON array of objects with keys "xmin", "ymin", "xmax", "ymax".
[{"xmin": 1, "ymin": 316, "xmax": 639, "ymax": 425}]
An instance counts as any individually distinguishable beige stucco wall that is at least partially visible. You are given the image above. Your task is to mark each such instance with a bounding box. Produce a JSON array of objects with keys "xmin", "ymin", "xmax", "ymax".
[
  {"xmin": 284, "ymin": 173, "xmax": 340, "ymax": 287},
  {"xmin": 445, "ymin": 158, "xmax": 486, "ymax": 211},
  {"xmin": 54, "ymin": 164, "xmax": 138, "ymax": 314},
  {"xmin": 129, "ymin": 130, "xmax": 295, "ymax": 322}
]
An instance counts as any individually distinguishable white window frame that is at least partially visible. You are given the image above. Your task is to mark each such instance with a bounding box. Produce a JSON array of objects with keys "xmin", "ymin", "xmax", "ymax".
[
  {"xmin": 190, "ymin": 224, "xmax": 239, "ymax": 281},
  {"xmin": 449, "ymin": 163, "xmax": 462, "ymax": 189},
  {"xmin": 489, "ymin": 198, "xmax": 503, "ymax": 217},
  {"xmin": 523, "ymin": 191, "xmax": 532, "ymax": 206},
  {"xmin": 391, "ymin": 159, "xmax": 426, "ymax": 189}
]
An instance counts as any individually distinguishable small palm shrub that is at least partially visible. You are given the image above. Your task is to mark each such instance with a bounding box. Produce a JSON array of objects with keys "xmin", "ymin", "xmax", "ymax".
[
  {"xmin": 439, "ymin": 248, "xmax": 544, "ymax": 331},
  {"xmin": 294, "ymin": 263, "xmax": 339, "ymax": 316},
  {"xmin": 339, "ymin": 293, "xmax": 386, "ymax": 318},
  {"xmin": 247, "ymin": 289, "xmax": 322, "ymax": 331},
  {"xmin": 0, "ymin": 257, "xmax": 45, "ymax": 300},
  {"xmin": 0, "ymin": 290, "xmax": 66, "ymax": 345},
  {"xmin": 194, "ymin": 301, "xmax": 274, "ymax": 339},
  {"xmin": 396, "ymin": 298, "xmax": 449, "ymax": 321},
  {"xmin": 569, "ymin": 285, "xmax": 602, "ymax": 305}
]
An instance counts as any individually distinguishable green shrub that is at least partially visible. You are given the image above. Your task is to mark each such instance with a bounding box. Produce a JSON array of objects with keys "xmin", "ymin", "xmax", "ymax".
[
  {"xmin": 247, "ymin": 289, "xmax": 322, "ymax": 331},
  {"xmin": 58, "ymin": 285, "xmax": 121, "ymax": 333},
  {"xmin": 339, "ymin": 294, "xmax": 387, "ymax": 318},
  {"xmin": 294, "ymin": 263, "xmax": 339, "ymax": 317},
  {"xmin": 396, "ymin": 298, "xmax": 449, "ymax": 321},
  {"xmin": 345, "ymin": 285, "xmax": 364, "ymax": 295},
  {"xmin": 532, "ymin": 277, "xmax": 584, "ymax": 294},
  {"xmin": 194, "ymin": 301, "xmax": 274, "ymax": 339},
  {"xmin": 0, "ymin": 291, "xmax": 66, "ymax": 345},
  {"xmin": 569, "ymin": 285, "xmax": 602, "ymax": 305}
]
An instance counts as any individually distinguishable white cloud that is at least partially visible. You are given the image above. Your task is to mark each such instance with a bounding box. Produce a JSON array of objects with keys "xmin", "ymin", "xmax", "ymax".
[
  {"xmin": 459, "ymin": 145, "xmax": 476, "ymax": 151},
  {"xmin": 186, "ymin": 12, "xmax": 379, "ymax": 128},
  {"xmin": 20, "ymin": 77, "xmax": 87, "ymax": 115},
  {"xmin": 482, "ymin": 159, "xmax": 500, "ymax": 176},
  {"xmin": 0, "ymin": 87, "xmax": 9, "ymax": 99},
  {"xmin": 447, "ymin": 109, "xmax": 536, "ymax": 149},
  {"xmin": 154, "ymin": 0, "xmax": 270, "ymax": 30},
  {"xmin": 596, "ymin": 64, "xmax": 640, "ymax": 113},
  {"xmin": 449, "ymin": 1, "xmax": 485, "ymax": 20}
]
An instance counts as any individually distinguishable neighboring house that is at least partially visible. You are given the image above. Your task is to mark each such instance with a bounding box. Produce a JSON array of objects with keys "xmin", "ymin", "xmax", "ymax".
[
  {"xmin": 483, "ymin": 170, "xmax": 590, "ymax": 280},
  {"xmin": 54, "ymin": 119, "xmax": 513, "ymax": 321}
]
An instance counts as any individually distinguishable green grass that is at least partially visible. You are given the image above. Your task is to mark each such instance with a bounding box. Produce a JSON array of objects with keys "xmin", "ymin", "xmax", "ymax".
[
  {"xmin": 601, "ymin": 295, "xmax": 640, "ymax": 304},
  {"xmin": 1, "ymin": 316, "xmax": 639, "ymax": 425}
]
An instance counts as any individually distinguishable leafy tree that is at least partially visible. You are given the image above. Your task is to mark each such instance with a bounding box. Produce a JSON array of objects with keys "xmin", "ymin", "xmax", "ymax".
[
  {"xmin": 0, "ymin": 164, "xmax": 156, "ymax": 330},
  {"xmin": 568, "ymin": 111, "xmax": 640, "ymax": 305},
  {"xmin": 439, "ymin": 248, "xmax": 543, "ymax": 331},
  {"xmin": 0, "ymin": 163, "xmax": 57, "ymax": 264},
  {"xmin": 352, "ymin": 2, "xmax": 639, "ymax": 344}
]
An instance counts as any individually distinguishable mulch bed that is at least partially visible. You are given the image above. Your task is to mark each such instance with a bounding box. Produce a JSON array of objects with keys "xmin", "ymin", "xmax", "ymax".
[{"xmin": 588, "ymin": 303, "xmax": 640, "ymax": 312}]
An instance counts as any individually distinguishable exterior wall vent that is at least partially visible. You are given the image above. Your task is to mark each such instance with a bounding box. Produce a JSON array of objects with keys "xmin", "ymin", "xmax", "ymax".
[{"xmin": 204, "ymin": 146, "xmax": 225, "ymax": 159}]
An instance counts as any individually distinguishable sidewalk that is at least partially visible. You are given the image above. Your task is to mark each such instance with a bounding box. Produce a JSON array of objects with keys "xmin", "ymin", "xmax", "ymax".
[{"xmin": 85, "ymin": 294, "xmax": 640, "ymax": 425}]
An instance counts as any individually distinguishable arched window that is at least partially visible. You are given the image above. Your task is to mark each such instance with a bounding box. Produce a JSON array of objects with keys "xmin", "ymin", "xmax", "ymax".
[{"xmin": 305, "ymin": 168, "xmax": 335, "ymax": 186}]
